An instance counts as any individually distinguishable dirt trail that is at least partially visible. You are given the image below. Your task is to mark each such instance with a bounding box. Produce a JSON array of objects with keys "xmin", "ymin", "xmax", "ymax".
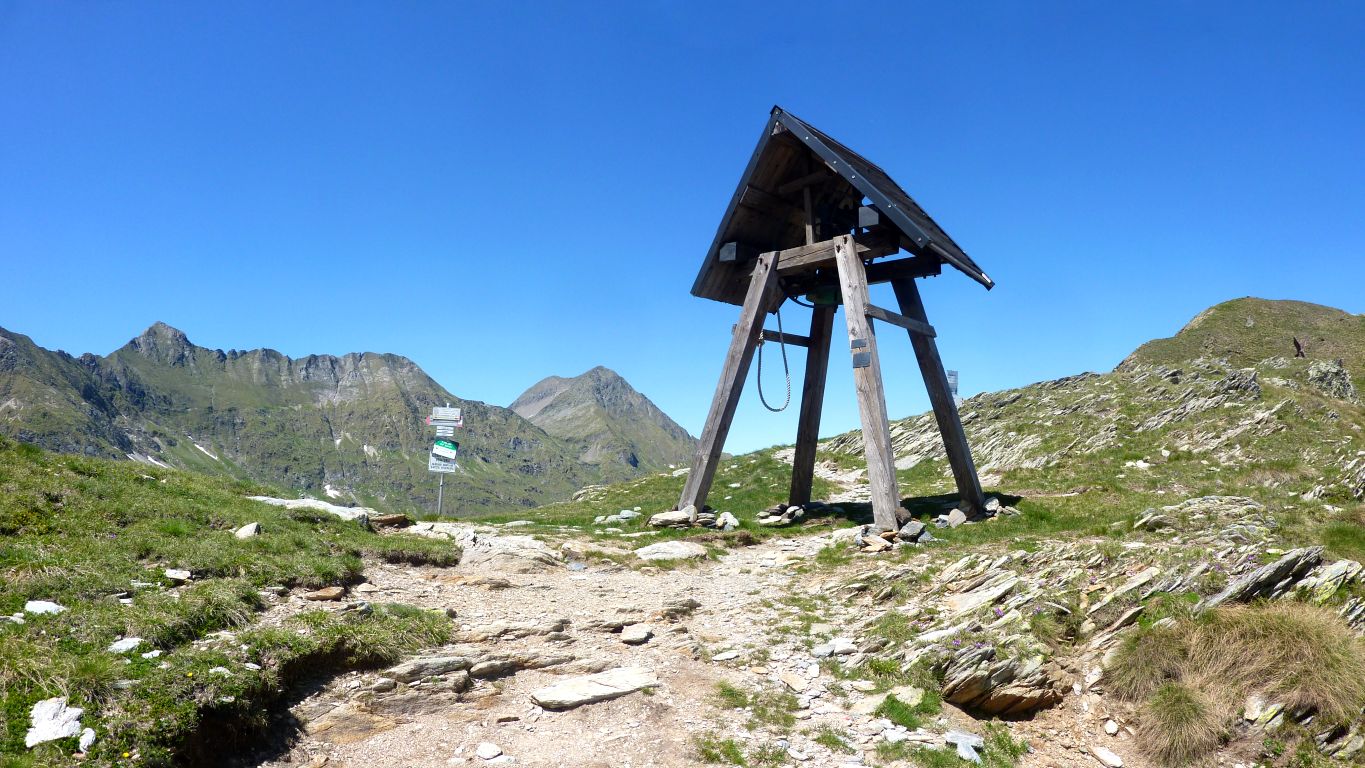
[{"xmin": 252, "ymin": 527, "xmax": 1133, "ymax": 768}]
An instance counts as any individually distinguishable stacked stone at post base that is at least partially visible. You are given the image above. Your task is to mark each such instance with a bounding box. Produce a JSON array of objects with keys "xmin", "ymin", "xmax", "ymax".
[{"xmin": 647, "ymin": 505, "xmax": 738, "ymax": 531}]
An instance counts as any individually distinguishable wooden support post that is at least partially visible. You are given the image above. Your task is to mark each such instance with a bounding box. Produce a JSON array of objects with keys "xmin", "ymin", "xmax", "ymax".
[
  {"xmin": 833, "ymin": 236, "xmax": 901, "ymax": 530},
  {"xmin": 678, "ymin": 252, "xmax": 780, "ymax": 521},
  {"xmin": 891, "ymin": 278, "xmax": 987, "ymax": 517},
  {"xmin": 788, "ymin": 303, "xmax": 835, "ymax": 507}
]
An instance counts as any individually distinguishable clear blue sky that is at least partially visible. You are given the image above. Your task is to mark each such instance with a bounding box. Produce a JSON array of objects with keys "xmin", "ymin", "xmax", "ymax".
[{"xmin": 3, "ymin": 2, "xmax": 1363, "ymax": 453}]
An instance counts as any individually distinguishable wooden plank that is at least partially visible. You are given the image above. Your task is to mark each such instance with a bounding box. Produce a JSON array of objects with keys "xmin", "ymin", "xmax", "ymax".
[
  {"xmin": 864, "ymin": 255, "xmax": 941, "ymax": 284},
  {"xmin": 732, "ymin": 326, "xmax": 811, "ymax": 347},
  {"xmin": 738, "ymin": 184, "xmax": 788, "ymax": 216},
  {"xmin": 762, "ymin": 329, "xmax": 810, "ymax": 347},
  {"xmin": 788, "ymin": 303, "xmax": 835, "ymax": 506},
  {"xmin": 774, "ymin": 229, "xmax": 899, "ymax": 275},
  {"xmin": 865, "ymin": 304, "xmax": 936, "ymax": 338},
  {"xmin": 833, "ymin": 235, "xmax": 901, "ymax": 530},
  {"xmin": 778, "ymin": 169, "xmax": 833, "ymax": 195},
  {"xmin": 678, "ymin": 252, "xmax": 781, "ymax": 520},
  {"xmin": 891, "ymin": 278, "xmax": 986, "ymax": 517}
]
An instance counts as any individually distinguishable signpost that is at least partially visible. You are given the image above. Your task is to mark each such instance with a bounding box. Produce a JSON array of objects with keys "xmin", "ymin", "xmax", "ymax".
[{"xmin": 426, "ymin": 405, "xmax": 463, "ymax": 516}]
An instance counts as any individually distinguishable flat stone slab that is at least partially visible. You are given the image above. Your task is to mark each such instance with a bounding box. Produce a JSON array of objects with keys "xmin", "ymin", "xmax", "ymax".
[
  {"xmin": 634, "ymin": 541, "xmax": 708, "ymax": 561},
  {"xmin": 529, "ymin": 667, "xmax": 658, "ymax": 710},
  {"xmin": 26, "ymin": 697, "xmax": 83, "ymax": 748}
]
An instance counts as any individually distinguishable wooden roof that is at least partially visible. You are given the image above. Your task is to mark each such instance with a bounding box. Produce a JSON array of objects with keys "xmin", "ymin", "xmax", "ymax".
[{"xmin": 692, "ymin": 107, "xmax": 993, "ymax": 306}]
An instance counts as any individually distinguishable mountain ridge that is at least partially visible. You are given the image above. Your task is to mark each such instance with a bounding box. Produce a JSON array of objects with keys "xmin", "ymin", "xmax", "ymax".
[{"xmin": 0, "ymin": 322, "xmax": 686, "ymax": 514}]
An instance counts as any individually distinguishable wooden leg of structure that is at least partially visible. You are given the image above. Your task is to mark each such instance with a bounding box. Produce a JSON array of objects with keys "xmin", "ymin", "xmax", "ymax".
[
  {"xmin": 678, "ymin": 252, "xmax": 780, "ymax": 521},
  {"xmin": 891, "ymin": 278, "xmax": 987, "ymax": 517},
  {"xmin": 788, "ymin": 303, "xmax": 835, "ymax": 507},
  {"xmin": 833, "ymin": 236, "xmax": 901, "ymax": 531}
]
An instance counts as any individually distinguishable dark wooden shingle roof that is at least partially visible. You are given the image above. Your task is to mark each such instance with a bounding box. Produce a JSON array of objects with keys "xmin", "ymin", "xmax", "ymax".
[{"xmin": 692, "ymin": 107, "xmax": 992, "ymax": 306}]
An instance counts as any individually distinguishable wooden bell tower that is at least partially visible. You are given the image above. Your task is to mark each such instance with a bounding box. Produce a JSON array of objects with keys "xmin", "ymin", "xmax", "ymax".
[{"xmin": 680, "ymin": 107, "xmax": 992, "ymax": 531}]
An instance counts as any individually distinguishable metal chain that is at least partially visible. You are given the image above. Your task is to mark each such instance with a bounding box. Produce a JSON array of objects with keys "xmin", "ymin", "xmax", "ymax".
[{"xmin": 756, "ymin": 303, "xmax": 792, "ymax": 412}]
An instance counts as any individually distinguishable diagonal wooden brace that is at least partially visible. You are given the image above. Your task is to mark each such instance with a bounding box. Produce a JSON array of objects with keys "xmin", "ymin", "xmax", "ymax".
[{"xmin": 677, "ymin": 251, "xmax": 781, "ymax": 521}]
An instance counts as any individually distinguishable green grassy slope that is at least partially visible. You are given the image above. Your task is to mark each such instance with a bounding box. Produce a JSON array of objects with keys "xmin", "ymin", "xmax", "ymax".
[
  {"xmin": 0, "ymin": 436, "xmax": 460, "ymax": 767},
  {"xmin": 1122, "ymin": 298, "xmax": 1365, "ymax": 388},
  {"xmin": 1, "ymin": 323, "xmax": 595, "ymax": 516}
]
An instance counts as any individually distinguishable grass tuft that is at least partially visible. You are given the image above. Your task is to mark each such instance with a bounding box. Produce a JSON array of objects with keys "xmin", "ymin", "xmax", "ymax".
[{"xmin": 1109, "ymin": 602, "xmax": 1365, "ymax": 764}]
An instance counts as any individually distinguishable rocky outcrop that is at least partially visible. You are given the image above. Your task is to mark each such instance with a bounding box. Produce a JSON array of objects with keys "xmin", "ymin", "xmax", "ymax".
[
  {"xmin": 1307, "ymin": 359, "xmax": 1359, "ymax": 402},
  {"xmin": 941, "ymin": 647, "xmax": 1064, "ymax": 716},
  {"xmin": 1199, "ymin": 546, "xmax": 1324, "ymax": 609}
]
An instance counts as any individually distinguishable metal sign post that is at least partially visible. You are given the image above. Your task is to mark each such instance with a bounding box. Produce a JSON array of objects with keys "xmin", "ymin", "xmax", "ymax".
[{"xmin": 426, "ymin": 403, "xmax": 463, "ymax": 516}]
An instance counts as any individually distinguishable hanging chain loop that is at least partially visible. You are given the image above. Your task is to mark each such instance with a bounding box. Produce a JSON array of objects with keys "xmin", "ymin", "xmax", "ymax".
[{"xmin": 756, "ymin": 302, "xmax": 792, "ymax": 413}]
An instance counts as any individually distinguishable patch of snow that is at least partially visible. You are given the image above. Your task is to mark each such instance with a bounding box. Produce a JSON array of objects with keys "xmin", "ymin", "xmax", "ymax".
[
  {"xmin": 324, "ymin": 484, "xmax": 343, "ymax": 499},
  {"xmin": 127, "ymin": 452, "xmax": 171, "ymax": 469},
  {"xmin": 248, "ymin": 496, "xmax": 376, "ymax": 522},
  {"xmin": 190, "ymin": 439, "xmax": 219, "ymax": 460}
]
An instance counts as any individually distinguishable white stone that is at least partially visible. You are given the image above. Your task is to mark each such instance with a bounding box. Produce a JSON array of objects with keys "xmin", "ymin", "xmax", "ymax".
[
  {"xmin": 1091, "ymin": 745, "xmax": 1124, "ymax": 768},
  {"xmin": 529, "ymin": 667, "xmax": 658, "ymax": 709},
  {"xmin": 25, "ymin": 697, "xmax": 83, "ymax": 748},
  {"xmin": 23, "ymin": 600, "xmax": 66, "ymax": 615},
  {"xmin": 234, "ymin": 522, "xmax": 261, "ymax": 539},
  {"xmin": 712, "ymin": 650, "xmax": 741, "ymax": 662},
  {"xmin": 78, "ymin": 727, "xmax": 96, "ymax": 752},
  {"xmin": 476, "ymin": 742, "xmax": 503, "ymax": 760},
  {"xmin": 633, "ymin": 541, "xmax": 708, "ymax": 561},
  {"xmin": 107, "ymin": 637, "xmax": 144, "ymax": 653},
  {"xmin": 164, "ymin": 568, "xmax": 192, "ymax": 583},
  {"xmin": 620, "ymin": 624, "xmax": 653, "ymax": 645},
  {"xmin": 1104, "ymin": 719, "xmax": 1119, "ymax": 736}
]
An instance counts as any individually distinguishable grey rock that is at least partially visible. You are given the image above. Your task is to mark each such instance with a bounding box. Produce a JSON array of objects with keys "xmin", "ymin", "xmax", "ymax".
[
  {"xmin": 163, "ymin": 568, "xmax": 192, "ymax": 584},
  {"xmin": 896, "ymin": 521, "xmax": 927, "ymax": 542},
  {"xmin": 1308, "ymin": 359, "xmax": 1359, "ymax": 402},
  {"xmin": 386, "ymin": 655, "xmax": 471, "ymax": 682},
  {"xmin": 947, "ymin": 509, "xmax": 969, "ymax": 528},
  {"xmin": 717, "ymin": 511, "xmax": 740, "ymax": 531},
  {"xmin": 529, "ymin": 667, "xmax": 658, "ymax": 709},
  {"xmin": 648, "ymin": 510, "xmax": 693, "ymax": 529},
  {"xmin": 620, "ymin": 624, "xmax": 653, "ymax": 645},
  {"xmin": 942, "ymin": 646, "xmax": 1063, "ymax": 716},
  {"xmin": 1200, "ymin": 546, "xmax": 1323, "ymax": 609},
  {"xmin": 634, "ymin": 541, "xmax": 708, "ymax": 561}
]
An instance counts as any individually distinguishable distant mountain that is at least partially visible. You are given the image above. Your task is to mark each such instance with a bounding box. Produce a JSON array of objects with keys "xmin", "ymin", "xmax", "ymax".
[
  {"xmin": 511, "ymin": 366, "xmax": 697, "ymax": 480},
  {"xmin": 0, "ymin": 323, "xmax": 692, "ymax": 514}
]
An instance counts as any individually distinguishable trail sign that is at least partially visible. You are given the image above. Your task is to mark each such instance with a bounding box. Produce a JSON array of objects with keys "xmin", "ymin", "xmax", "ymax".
[
  {"xmin": 432, "ymin": 439, "xmax": 459, "ymax": 460},
  {"xmin": 429, "ymin": 406, "xmax": 463, "ymax": 425},
  {"xmin": 428, "ymin": 455, "xmax": 459, "ymax": 473}
]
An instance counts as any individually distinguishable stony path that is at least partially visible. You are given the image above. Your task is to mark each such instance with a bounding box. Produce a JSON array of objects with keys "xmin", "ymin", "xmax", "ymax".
[{"xmin": 249, "ymin": 524, "xmax": 1149, "ymax": 768}]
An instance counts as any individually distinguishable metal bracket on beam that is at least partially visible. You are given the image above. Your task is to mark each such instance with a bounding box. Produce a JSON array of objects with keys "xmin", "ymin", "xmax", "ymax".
[{"xmin": 865, "ymin": 304, "xmax": 936, "ymax": 338}]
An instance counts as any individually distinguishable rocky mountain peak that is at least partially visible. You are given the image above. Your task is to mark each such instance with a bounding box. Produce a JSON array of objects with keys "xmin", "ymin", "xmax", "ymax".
[{"xmin": 126, "ymin": 322, "xmax": 196, "ymax": 366}]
